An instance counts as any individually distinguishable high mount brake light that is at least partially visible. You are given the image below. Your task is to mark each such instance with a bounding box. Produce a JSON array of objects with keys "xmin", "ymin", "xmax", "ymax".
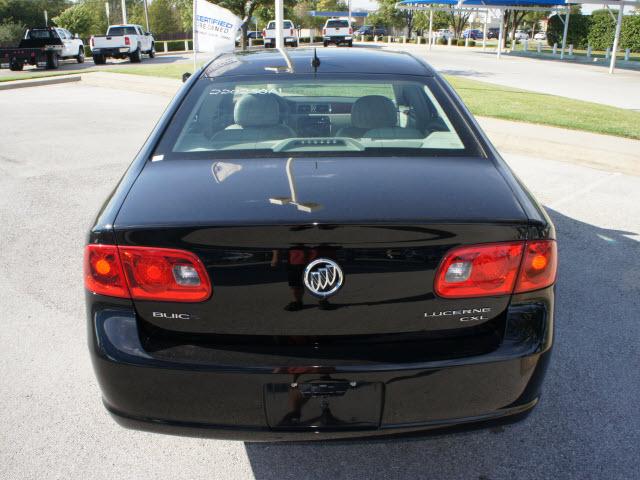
[
  {"xmin": 84, "ymin": 245, "xmax": 212, "ymax": 302},
  {"xmin": 434, "ymin": 240, "xmax": 557, "ymax": 299}
]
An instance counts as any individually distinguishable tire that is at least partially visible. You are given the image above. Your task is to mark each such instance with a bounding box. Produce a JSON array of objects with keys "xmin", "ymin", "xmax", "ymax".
[
  {"xmin": 148, "ymin": 44, "xmax": 155, "ymax": 58},
  {"xmin": 323, "ymin": 41, "xmax": 328, "ymax": 47},
  {"xmin": 93, "ymin": 54, "xmax": 106, "ymax": 65},
  {"xmin": 348, "ymin": 40, "xmax": 353, "ymax": 47},
  {"xmin": 130, "ymin": 47, "xmax": 141, "ymax": 63},
  {"xmin": 46, "ymin": 52, "xmax": 59, "ymax": 69},
  {"xmin": 77, "ymin": 47, "xmax": 85, "ymax": 64},
  {"xmin": 9, "ymin": 61, "xmax": 23, "ymax": 71},
  {"xmin": 292, "ymin": 41, "xmax": 298, "ymax": 48}
]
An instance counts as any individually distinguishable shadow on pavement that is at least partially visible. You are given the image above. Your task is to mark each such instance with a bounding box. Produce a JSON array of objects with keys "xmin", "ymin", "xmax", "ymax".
[{"xmin": 243, "ymin": 208, "xmax": 640, "ymax": 480}]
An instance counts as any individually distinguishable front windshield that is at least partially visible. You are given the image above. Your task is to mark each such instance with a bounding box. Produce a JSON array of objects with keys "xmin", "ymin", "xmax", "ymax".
[{"xmin": 155, "ymin": 77, "xmax": 478, "ymax": 159}]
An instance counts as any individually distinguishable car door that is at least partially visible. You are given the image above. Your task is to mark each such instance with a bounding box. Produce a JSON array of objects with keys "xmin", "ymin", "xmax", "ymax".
[
  {"xmin": 137, "ymin": 26, "xmax": 149, "ymax": 51},
  {"xmin": 56, "ymin": 29, "xmax": 71, "ymax": 56}
]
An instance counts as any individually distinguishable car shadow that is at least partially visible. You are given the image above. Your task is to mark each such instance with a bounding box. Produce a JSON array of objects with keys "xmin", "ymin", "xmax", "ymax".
[{"xmin": 242, "ymin": 208, "xmax": 640, "ymax": 480}]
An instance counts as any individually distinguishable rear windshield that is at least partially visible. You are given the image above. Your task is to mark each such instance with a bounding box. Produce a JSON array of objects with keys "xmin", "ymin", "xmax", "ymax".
[
  {"xmin": 27, "ymin": 29, "xmax": 55, "ymax": 40},
  {"xmin": 327, "ymin": 20, "xmax": 349, "ymax": 28},
  {"xmin": 154, "ymin": 77, "xmax": 479, "ymax": 160},
  {"xmin": 107, "ymin": 26, "xmax": 138, "ymax": 36},
  {"xmin": 267, "ymin": 21, "xmax": 294, "ymax": 29}
]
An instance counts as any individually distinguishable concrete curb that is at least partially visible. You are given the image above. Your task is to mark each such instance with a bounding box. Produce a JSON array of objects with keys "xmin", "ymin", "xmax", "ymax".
[{"xmin": 0, "ymin": 74, "xmax": 81, "ymax": 91}]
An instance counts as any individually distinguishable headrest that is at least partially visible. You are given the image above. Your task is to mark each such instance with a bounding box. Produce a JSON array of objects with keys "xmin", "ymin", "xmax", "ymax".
[
  {"xmin": 234, "ymin": 94, "xmax": 280, "ymax": 127},
  {"xmin": 351, "ymin": 95, "xmax": 398, "ymax": 129}
]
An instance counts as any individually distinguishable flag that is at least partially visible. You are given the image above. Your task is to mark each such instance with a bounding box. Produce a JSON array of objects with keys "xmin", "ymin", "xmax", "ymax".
[{"xmin": 193, "ymin": 0, "xmax": 242, "ymax": 54}]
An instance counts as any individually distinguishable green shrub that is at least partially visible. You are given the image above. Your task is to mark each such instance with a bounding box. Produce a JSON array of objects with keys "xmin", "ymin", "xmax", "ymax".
[
  {"xmin": 0, "ymin": 20, "xmax": 24, "ymax": 47},
  {"xmin": 364, "ymin": 35, "xmax": 374, "ymax": 42},
  {"xmin": 84, "ymin": 45, "xmax": 92, "ymax": 57},
  {"xmin": 547, "ymin": 13, "xmax": 591, "ymax": 49},
  {"xmin": 437, "ymin": 37, "xmax": 447, "ymax": 45},
  {"xmin": 468, "ymin": 39, "xmax": 476, "ymax": 47},
  {"xmin": 588, "ymin": 10, "xmax": 616, "ymax": 50},
  {"xmin": 621, "ymin": 15, "xmax": 640, "ymax": 53},
  {"xmin": 456, "ymin": 38, "xmax": 465, "ymax": 46},
  {"xmin": 251, "ymin": 38, "xmax": 264, "ymax": 45}
]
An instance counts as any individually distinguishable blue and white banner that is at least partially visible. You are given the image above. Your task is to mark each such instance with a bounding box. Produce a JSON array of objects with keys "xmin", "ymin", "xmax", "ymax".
[{"xmin": 193, "ymin": 0, "xmax": 242, "ymax": 53}]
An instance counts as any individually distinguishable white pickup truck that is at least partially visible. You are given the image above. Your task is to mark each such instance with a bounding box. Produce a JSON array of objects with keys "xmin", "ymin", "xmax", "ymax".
[
  {"xmin": 262, "ymin": 20, "xmax": 298, "ymax": 48},
  {"xmin": 90, "ymin": 24, "xmax": 155, "ymax": 64},
  {"xmin": 322, "ymin": 18, "xmax": 353, "ymax": 47}
]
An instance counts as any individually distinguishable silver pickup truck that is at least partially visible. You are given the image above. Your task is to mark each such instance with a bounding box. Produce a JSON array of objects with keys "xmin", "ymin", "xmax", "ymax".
[{"xmin": 90, "ymin": 24, "xmax": 155, "ymax": 64}]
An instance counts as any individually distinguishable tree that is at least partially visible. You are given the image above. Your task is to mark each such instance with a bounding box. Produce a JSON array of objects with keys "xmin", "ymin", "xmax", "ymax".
[
  {"xmin": 446, "ymin": 7, "xmax": 471, "ymax": 39},
  {"xmin": 53, "ymin": 3, "xmax": 94, "ymax": 37},
  {"xmin": 0, "ymin": 0, "xmax": 70, "ymax": 27},
  {"xmin": 413, "ymin": 10, "xmax": 449, "ymax": 36},
  {"xmin": 147, "ymin": 0, "xmax": 181, "ymax": 35},
  {"xmin": 367, "ymin": 0, "xmax": 404, "ymax": 32}
]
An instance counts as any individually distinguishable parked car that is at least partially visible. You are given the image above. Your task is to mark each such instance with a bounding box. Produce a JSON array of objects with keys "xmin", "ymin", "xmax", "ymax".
[
  {"xmin": 246, "ymin": 30, "xmax": 261, "ymax": 40},
  {"xmin": 85, "ymin": 48, "xmax": 557, "ymax": 441},
  {"xmin": 90, "ymin": 24, "xmax": 155, "ymax": 64},
  {"xmin": 533, "ymin": 31, "xmax": 547, "ymax": 41},
  {"xmin": 0, "ymin": 27, "xmax": 84, "ymax": 70},
  {"xmin": 462, "ymin": 29, "xmax": 484, "ymax": 40},
  {"xmin": 262, "ymin": 20, "xmax": 298, "ymax": 48},
  {"xmin": 434, "ymin": 29, "xmax": 453, "ymax": 41},
  {"xmin": 356, "ymin": 25, "xmax": 387, "ymax": 36},
  {"xmin": 323, "ymin": 18, "xmax": 353, "ymax": 47},
  {"xmin": 514, "ymin": 30, "xmax": 530, "ymax": 40},
  {"xmin": 487, "ymin": 27, "xmax": 500, "ymax": 39}
]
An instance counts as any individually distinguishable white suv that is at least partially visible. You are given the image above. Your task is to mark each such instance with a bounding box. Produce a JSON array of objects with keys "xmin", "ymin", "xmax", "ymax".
[{"xmin": 262, "ymin": 20, "xmax": 298, "ymax": 48}]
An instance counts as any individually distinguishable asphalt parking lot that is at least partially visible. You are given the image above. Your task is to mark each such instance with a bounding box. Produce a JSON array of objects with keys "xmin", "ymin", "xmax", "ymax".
[{"xmin": 0, "ymin": 82, "xmax": 639, "ymax": 480}]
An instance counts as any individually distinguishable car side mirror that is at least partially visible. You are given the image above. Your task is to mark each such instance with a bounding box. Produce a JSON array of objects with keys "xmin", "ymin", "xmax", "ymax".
[
  {"xmin": 182, "ymin": 72, "xmax": 191, "ymax": 83},
  {"xmin": 146, "ymin": 32, "xmax": 150, "ymax": 36}
]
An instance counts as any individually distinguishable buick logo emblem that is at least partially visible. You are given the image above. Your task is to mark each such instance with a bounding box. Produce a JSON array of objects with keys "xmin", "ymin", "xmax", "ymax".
[{"xmin": 304, "ymin": 258, "xmax": 344, "ymax": 298}]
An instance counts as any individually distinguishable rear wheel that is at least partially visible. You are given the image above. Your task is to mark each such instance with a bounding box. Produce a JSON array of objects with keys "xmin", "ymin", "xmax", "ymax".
[
  {"xmin": 292, "ymin": 41, "xmax": 298, "ymax": 48},
  {"xmin": 148, "ymin": 44, "xmax": 156, "ymax": 58},
  {"xmin": 130, "ymin": 47, "xmax": 142, "ymax": 63},
  {"xmin": 9, "ymin": 60, "xmax": 23, "ymax": 71},
  {"xmin": 348, "ymin": 40, "xmax": 353, "ymax": 47},
  {"xmin": 46, "ymin": 52, "xmax": 59, "ymax": 69},
  {"xmin": 323, "ymin": 41, "xmax": 328, "ymax": 47},
  {"xmin": 93, "ymin": 53, "xmax": 106, "ymax": 65},
  {"xmin": 77, "ymin": 47, "xmax": 85, "ymax": 63}
]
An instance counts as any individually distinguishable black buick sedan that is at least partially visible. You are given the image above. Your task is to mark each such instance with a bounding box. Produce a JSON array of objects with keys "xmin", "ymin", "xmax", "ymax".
[{"xmin": 85, "ymin": 48, "xmax": 556, "ymax": 441}]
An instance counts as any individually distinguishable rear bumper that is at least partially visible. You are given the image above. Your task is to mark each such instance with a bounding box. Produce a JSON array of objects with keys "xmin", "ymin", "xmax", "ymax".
[
  {"xmin": 324, "ymin": 36, "xmax": 353, "ymax": 44},
  {"xmin": 91, "ymin": 47, "xmax": 131, "ymax": 56},
  {"xmin": 88, "ymin": 293, "xmax": 553, "ymax": 441}
]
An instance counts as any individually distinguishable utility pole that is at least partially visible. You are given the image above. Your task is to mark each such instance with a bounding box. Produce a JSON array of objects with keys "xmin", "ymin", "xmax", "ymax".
[
  {"xmin": 121, "ymin": 0, "xmax": 127, "ymax": 24},
  {"xmin": 275, "ymin": 0, "xmax": 283, "ymax": 49},
  {"xmin": 44, "ymin": 10, "xmax": 48, "ymax": 26},
  {"xmin": 105, "ymin": 2, "xmax": 110, "ymax": 24},
  {"xmin": 143, "ymin": 0, "xmax": 150, "ymax": 32}
]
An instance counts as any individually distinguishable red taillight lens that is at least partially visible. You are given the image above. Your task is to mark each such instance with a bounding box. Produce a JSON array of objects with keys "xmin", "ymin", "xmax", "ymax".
[
  {"xmin": 434, "ymin": 240, "xmax": 557, "ymax": 298},
  {"xmin": 124, "ymin": 36, "xmax": 130, "ymax": 45},
  {"xmin": 435, "ymin": 242, "xmax": 524, "ymax": 298},
  {"xmin": 119, "ymin": 246, "xmax": 211, "ymax": 302},
  {"xmin": 515, "ymin": 240, "xmax": 557, "ymax": 293},
  {"xmin": 84, "ymin": 245, "xmax": 212, "ymax": 302},
  {"xmin": 90, "ymin": 37, "xmax": 94, "ymax": 47},
  {"xmin": 323, "ymin": 28, "xmax": 327, "ymax": 35},
  {"xmin": 262, "ymin": 30, "xmax": 266, "ymax": 37},
  {"xmin": 290, "ymin": 28, "xmax": 293, "ymax": 35},
  {"xmin": 349, "ymin": 27, "xmax": 353, "ymax": 34},
  {"xmin": 84, "ymin": 244, "xmax": 129, "ymax": 298}
]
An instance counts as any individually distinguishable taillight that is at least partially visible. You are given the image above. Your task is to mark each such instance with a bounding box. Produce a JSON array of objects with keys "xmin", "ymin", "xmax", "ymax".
[
  {"xmin": 90, "ymin": 37, "xmax": 94, "ymax": 47},
  {"xmin": 262, "ymin": 30, "xmax": 266, "ymax": 37},
  {"xmin": 84, "ymin": 244, "xmax": 129, "ymax": 298},
  {"xmin": 84, "ymin": 245, "xmax": 212, "ymax": 302},
  {"xmin": 349, "ymin": 27, "xmax": 353, "ymax": 34},
  {"xmin": 515, "ymin": 240, "xmax": 557, "ymax": 293},
  {"xmin": 434, "ymin": 240, "xmax": 557, "ymax": 298},
  {"xmin": 323, "ymin": 28, "xmax": 327, "ymax": 35},
  {"xmin": 124, "ymin": 36, "xmax": 130, "ymax": 45},
  {"xmin": 290, "ymin": 28, "xmax": 293, "ymax": 35}
]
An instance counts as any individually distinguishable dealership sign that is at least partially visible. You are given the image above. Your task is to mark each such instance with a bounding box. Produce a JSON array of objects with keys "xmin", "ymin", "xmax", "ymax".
[{"xmin": 193, "ymin": 0, "xmax": 242, "ymax": 53}]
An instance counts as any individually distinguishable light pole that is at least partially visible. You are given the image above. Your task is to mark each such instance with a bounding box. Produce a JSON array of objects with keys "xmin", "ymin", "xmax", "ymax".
[
  {"xmin": 121, "ymin": 0, "xmax": 127, "ymax": 24},
  {"xmin": 143, "ymin": 0, "xmax": 150, "ymax": 32}
]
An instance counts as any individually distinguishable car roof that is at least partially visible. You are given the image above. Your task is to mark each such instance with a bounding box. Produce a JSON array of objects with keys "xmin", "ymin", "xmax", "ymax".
[{"xmin": 203, "ymin": 48, "xmax": 435, "ymax": 78}]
